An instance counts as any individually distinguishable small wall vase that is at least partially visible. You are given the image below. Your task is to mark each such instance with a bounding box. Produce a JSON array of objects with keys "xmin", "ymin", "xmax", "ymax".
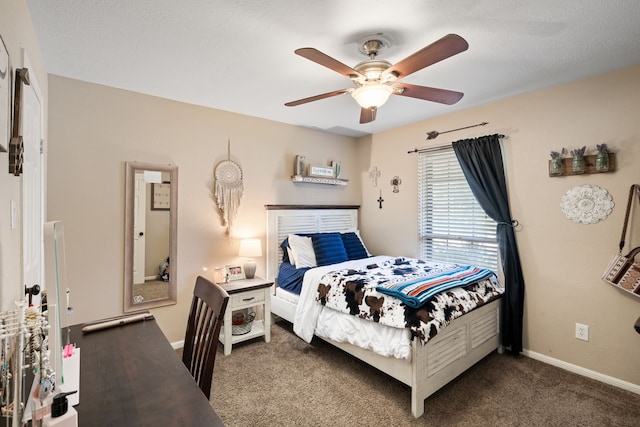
[
  {"xmin": 572, "ymin": 156, "xmax": 585, "ymax": 174},
  {"xmin": 550, "ymin": 158, "xmax": 564, "ymax": 176},
  {"xmin": 595, "ymin": 152, "xmax": 609, "ymax": 172}
]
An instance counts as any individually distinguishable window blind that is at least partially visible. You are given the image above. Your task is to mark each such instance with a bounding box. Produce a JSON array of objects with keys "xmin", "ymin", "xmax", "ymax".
[{"xmin": 418, "ymin": 149, "xmax": 498, "ymax": 271}]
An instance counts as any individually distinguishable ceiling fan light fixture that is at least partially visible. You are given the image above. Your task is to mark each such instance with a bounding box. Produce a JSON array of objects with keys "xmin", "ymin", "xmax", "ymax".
[{"xmin": 351, "ymin": 84, "xmax": 393, "ymax": 109}]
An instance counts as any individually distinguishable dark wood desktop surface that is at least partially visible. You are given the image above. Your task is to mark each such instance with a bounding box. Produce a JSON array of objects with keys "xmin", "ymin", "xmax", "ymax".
[{"xmin": 69, "ymin": 319, "xmax": 225, "ymax": 426}]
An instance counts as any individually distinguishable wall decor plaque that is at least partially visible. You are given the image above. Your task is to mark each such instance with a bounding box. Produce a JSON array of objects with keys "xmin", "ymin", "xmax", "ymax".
[
  {"xmin": 309, "ymin": 165, "xmax": 334, "ymax": 178},
  {"xmin": 560, "ymin": 184, "xmax": 614, "ymax": 224}
]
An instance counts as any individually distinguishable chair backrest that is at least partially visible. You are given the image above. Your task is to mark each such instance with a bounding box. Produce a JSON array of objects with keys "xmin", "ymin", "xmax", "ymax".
[{"xmin": 182, "ymin": 275, "xmax": 229, "ymax": 399}]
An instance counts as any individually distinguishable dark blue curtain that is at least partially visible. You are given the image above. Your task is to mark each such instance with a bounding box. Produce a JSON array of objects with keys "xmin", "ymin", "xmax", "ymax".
[{"xmin": 452, "ymin": 134, "xmax": 525, "ymax": 353}]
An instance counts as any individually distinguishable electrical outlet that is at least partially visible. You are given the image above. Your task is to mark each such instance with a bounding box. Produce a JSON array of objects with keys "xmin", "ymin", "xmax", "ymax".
[{"xmin": 576, "ymin": 323, "xmax": 589, "ymax": 341}]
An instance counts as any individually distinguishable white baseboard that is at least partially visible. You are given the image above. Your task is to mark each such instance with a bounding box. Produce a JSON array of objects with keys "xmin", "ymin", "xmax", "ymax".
[
  {"xmin": 171, "ymin": 339, "xmax": 184, "ymax": 350},
  {"xmin": 522, "ymin": 349, "xmax": 640, "ymax": 395}
]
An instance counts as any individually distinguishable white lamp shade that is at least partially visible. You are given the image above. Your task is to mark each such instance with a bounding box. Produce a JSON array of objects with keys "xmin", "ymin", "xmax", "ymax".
[
  {"xmin": 351, "ymin": 84, "xmax": 393, "ymax": 109},
  {"xmin": 239, "ymin": 238, "xmax": 262, "ymax": 258}
]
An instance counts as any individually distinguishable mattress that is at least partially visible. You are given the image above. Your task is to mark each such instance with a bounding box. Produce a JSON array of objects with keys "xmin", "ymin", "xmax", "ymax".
[{"xmin": 275, "ymin": 286, "xmax": 300, "ymax": 305}]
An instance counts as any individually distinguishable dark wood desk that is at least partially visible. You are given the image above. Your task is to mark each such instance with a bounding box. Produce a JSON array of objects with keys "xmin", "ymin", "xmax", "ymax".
[{"xmin": 69, "ymin": 319, "xmax": 225, "ymax": 426}]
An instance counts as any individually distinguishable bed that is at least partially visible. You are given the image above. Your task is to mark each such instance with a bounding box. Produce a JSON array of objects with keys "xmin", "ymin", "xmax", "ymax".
[{"xmin": 266, "ymin": 205, "xmax": 503, "ymax": 418}]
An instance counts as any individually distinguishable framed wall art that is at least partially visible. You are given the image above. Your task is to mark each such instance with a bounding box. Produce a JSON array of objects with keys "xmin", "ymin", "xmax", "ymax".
[
  {"xmin": 0, "ymin": 34, "xmax": 10, "ymax": 153},
  {"xmin": 151, "ymin": 182, "xmax": 171, "ymax": 210}
]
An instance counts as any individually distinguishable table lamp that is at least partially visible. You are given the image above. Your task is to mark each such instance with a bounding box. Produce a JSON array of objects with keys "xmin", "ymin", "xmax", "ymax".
[{"xmin": 239, "ymin": 238, "xmax": 262, "ymax": 279}]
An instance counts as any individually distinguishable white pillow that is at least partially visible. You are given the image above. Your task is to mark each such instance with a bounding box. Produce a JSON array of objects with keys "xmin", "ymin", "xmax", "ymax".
[
  {"xmin": 288, "ymin": 234, "xmax": 317, "ymax": 268},
  {"xmin": 286, "ymin": 247, "xmax": 296, "ymax": 267}
]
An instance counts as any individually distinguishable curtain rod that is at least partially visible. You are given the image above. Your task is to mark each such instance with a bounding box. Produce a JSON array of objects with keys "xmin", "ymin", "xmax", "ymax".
[
  {"xmin": 407, "ymin": 134, "xmax": 506, "ymax": 155},
  {"xmin": 407, "ymin": 143, "xmax": 452, "ymax": 154}
]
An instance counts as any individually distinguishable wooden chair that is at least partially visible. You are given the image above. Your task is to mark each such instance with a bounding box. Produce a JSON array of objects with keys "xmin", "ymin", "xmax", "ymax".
[{"xmin": 182, "ymin": 276, "xmax": 229, "ymax": 399}]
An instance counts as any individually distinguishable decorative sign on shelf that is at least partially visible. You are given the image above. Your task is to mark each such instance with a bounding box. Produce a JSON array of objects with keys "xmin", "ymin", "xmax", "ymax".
[
  {"xmin": 292, "ymin": 154, "xmax": 344, "ymax": 183},
  {"xmin": 309, "ymin": 165, "xmax": 334, "ymax": 178}
]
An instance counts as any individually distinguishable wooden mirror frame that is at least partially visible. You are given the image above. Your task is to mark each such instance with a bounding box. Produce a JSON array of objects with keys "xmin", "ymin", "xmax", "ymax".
[{"xmin": 124, "ymin": 161, "xmax": 178, "ymax": 312}]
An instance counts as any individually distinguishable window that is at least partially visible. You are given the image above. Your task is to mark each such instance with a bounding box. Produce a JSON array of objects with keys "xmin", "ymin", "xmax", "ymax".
[{"xmin": 418, "ymin": 149, "xmax": 498, "ymax": 271}]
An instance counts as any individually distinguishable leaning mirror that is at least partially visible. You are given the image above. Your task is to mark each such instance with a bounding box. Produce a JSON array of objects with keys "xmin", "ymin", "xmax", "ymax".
[{"xmin": 124, "ymin": 161, "xmax": 178, "ymax": 312}]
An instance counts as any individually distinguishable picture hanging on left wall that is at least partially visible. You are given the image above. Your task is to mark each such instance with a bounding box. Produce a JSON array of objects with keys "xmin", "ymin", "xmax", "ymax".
[{"xmin": 0, "ymin": 34, "xmax": 10, "ymax": 153}]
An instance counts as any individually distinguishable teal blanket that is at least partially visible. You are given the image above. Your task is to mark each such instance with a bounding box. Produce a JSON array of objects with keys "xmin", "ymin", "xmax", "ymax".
[{"xmin": 374, "ymin": 259, "xmax": 496, "ymax": 308}]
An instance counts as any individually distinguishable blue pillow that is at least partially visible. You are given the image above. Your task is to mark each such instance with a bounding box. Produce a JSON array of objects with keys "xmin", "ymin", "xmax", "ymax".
[
  {"xmin": 280, "ymin": 237, "xmax": 291, "ymax": 263},
  {"xmin": 311, "ymin": 233, "xmax": 349, "ymax": 266},
  {"xmin": 341, "ymin": 232, "xmax": 369, "ymax": 260}
]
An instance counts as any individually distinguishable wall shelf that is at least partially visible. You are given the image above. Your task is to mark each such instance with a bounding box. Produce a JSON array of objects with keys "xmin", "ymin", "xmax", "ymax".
[
  {"xmin": 291, "ymin": 175, "xmax": 348, "ymax": 186},
  {"xmin": 548, "ymin": 153, "xmax": 616, "ymax": 177}
]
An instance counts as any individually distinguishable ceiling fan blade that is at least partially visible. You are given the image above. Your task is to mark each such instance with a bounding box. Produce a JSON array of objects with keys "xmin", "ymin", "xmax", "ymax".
[
  {"xmin": 285, "ymin": 88, "xmax": 351, "ymax": 107},
  {"xmin": 359, "ymin": 107, "xmax": 377, "ymax": 124},
  {"xmin": 393, "ymin": 83, "xmax": 463, "ymax": 105},
  {"xmin": 383, "ymin": 34, "xmax": 469, "ymax": 79},
  {"xmin": 295, "ymin": 48, "xmax": 365, "ymax": 80}
]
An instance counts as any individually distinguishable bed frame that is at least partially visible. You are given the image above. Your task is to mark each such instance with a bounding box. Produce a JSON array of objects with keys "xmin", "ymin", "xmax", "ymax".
[{"xmin": 265, "ymin": 205, "xmax": 502, "ymax": 418}]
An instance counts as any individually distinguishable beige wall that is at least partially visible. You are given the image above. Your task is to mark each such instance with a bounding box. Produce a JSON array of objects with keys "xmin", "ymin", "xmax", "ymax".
[
  {"xmin": 356, "ymin": 65, "xmax": 640, "ymax": 387},
  {"xmin": 0, "ymin": 0, "xmax": 48, "ymax": 311},
  {"xmin": 6, "ymin": 0, "xmax": 638, "ymax": 395},
  {"xmin": 46, "ymin": 75, "xmax": 361, "ymax": 341}
]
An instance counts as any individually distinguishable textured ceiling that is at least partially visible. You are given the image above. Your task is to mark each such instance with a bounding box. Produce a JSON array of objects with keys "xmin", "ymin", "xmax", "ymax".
[{"xmin": 26, "ymin": 0, "xmax": 640, "ymax": 138}]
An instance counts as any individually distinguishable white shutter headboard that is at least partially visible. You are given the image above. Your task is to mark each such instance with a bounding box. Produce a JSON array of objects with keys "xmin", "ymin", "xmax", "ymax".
[{"xmin": 265, "ymin": 205, "xmax": 359, "ymax": 282}]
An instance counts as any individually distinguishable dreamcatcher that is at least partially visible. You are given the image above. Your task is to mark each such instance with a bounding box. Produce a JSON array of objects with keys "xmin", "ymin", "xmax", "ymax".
[{"xmin": 214, "ymin": 140, "xmax": 244, "ymax": 234}]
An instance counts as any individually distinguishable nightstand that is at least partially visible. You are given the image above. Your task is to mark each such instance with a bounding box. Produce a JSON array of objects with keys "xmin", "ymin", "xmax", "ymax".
[{"xmin": 220, "ymin": 277, "xmax": 273, "ymax": 355}]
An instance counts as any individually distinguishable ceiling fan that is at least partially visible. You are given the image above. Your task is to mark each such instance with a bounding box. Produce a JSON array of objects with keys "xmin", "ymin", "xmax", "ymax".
[{"xmin": 285, "ymin": 34, "xmax": 469, "ymax": 124}]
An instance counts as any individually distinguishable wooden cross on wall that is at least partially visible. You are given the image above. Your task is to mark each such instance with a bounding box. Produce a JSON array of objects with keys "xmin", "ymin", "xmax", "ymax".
[{"xmin": 377, "ymin": 190, "xmax": 384, "ymax": 209}]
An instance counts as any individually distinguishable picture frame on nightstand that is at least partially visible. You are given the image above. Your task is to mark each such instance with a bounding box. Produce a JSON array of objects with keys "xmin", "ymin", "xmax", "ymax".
[{"xmin": 225, "ymin": 264, "xmax": 245, "ymax": 281}]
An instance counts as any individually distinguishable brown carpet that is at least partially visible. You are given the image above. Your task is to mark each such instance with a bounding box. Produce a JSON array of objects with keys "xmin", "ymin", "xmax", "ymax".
[
  {"xmin": 210, "ymin": 322, "xmax": 640, "ymax": 426},
  {"xmin": 132, "ymin": 279, "xmax": 169, "ymax": 302}
]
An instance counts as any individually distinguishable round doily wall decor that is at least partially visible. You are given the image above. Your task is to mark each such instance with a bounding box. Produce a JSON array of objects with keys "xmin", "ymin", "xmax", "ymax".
[
  {"xmin": 214, "ymin": 160, "xmax": 243, "ymax": 187},
  {"xmin": 560, "ymin": 184, "xmax": 614, "ymax": 224}
]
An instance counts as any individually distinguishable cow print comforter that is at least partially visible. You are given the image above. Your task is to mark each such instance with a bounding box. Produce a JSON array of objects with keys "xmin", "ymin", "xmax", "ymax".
[{"xmin": 316, "ymin": 257, "xmax": 504, "ymax": 345}]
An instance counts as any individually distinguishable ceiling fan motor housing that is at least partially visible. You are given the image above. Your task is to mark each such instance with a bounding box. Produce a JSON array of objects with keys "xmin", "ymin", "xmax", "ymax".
[{"xmin": 354, "ymin": 59, "xmax": 394, "ymax": 84}]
